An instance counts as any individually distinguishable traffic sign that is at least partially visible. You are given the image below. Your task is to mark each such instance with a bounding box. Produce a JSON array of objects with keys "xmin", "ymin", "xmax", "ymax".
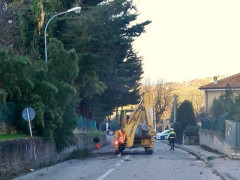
[
  {"xmin": 22, "ymin": 107, "xmax": 35, "ymax": 138},
  {"xmin": 22, "ymin": 107, "xmax": 35, "ymax": 121}
]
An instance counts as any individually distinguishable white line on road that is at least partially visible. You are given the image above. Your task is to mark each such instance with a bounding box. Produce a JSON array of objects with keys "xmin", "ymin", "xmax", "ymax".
[
  {"xmin": 124, "ymin": 155, "xmax": 130, "ymax": 160},
  {"xmin": 96, "ymin": 168, "xmax": 114, "ymax": 180},
  {"xmin": 97, "ymin": 155, "xmax": 131, "ymax": 180}
]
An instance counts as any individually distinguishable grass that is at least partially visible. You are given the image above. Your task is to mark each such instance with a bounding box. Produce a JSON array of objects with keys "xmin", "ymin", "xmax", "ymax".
[
  {"xmin": 67, "ymin": 148, "xmax": 92, "ymax": 160},
  {"xmin": 87, "ymin": 131, "xmax": 103, "ymax": 137},
  {"xmin": 0, "ymin": 134, "xmax": 29, "ymax": 140},
  {"xmin": 207, "ymin": 156, "xmax": 216, "ymax": 161},
  {"xmin": 74, "ymin": 131, "xmax": 103, "ymax": 137}
]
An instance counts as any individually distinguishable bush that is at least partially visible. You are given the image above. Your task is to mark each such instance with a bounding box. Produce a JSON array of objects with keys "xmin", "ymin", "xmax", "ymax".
[{"xmin": 183, "ymin": 125, "xmax": 199, "ymax": 136}]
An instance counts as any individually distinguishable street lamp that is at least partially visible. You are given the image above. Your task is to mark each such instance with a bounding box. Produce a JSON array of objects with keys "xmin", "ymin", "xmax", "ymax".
[{"xmin": 44, "ymin": 6, "xmax": 81, "ymax": 70}]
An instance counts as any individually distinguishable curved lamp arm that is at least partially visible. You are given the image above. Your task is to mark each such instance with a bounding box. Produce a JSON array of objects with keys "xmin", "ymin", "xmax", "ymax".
[{"xmin": 44, "ymin": 7, "xmax": 81, "ymax": 68}]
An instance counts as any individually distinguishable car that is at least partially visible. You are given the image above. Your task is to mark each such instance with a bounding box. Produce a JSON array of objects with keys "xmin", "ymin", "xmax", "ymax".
[{"xmin": 155, "ymin": 130, "xmax": 170, "ymax": 140}]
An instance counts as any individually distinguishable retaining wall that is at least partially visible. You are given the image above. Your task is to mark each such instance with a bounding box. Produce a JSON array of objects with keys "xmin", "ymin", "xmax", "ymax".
[
  {"xmin": 199, "ymin": 129, "xmax": 240, "ymax": 159},
  {"xmin": 0, "ymin": 134, "xmax": 106, "ymax": 179}
]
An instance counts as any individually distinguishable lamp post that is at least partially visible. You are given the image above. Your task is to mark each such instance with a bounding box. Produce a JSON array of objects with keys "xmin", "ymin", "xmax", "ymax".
[{"xmin": 44, "ymin": 7, "xmax": 81, "ymax": 71}]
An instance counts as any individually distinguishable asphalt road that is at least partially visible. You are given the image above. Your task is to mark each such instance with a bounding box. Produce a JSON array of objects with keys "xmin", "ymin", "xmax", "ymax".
[{"xmin": 13, "ymin": 137, "xmax": 221, "ymax": 180}]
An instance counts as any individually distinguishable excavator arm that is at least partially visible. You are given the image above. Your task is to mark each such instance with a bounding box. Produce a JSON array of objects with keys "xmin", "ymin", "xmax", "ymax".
[
  {"xmin": 114, "ymin": 92, "xmax": 155, "ymax": 154},
  {"xmin": 124, "ymin": 100, "xmax": 144, "ymax": 147},
  {"xmin": 124, "ymin": 92, "xmax": 155, "ymax": 148}
]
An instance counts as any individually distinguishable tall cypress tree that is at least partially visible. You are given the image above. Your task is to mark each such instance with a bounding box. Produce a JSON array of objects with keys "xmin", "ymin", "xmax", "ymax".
[
  {"xmin": 58, "ymin": 0, "xmax": 151, "ymax": 119},
  {"xmin": 176, "ymin": 100, "xmax": 196, "ymax": 131}
]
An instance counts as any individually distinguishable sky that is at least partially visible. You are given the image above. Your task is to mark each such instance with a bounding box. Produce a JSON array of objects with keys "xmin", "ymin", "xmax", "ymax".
[{"xmin": 133, "ymin": 0, "xmax": 240, "ymax": 83}]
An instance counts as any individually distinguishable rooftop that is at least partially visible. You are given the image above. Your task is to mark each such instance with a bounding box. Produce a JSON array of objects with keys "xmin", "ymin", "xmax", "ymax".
[{"xmin": 199, "ymin": 73, "xmax": 240, "ymax": 89}]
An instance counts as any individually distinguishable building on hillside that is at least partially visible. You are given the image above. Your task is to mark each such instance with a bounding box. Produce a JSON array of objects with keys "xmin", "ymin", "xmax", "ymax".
[{"xmin": 199, "ymin": 73, "xmax": 240, "ymax": 114}]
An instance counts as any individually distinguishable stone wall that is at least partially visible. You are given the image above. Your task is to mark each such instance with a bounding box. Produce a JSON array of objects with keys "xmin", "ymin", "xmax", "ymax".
[
  {"xmin": 0, "ymin": 121, "xmax": 6, "ymax": 134},
  {"xmin": 199, "ymin": 129, "xmax": 240, "ymax": 159},
  {"xmin": 0, "ymin": 134, "xmax": 106, "ymax": 179}
]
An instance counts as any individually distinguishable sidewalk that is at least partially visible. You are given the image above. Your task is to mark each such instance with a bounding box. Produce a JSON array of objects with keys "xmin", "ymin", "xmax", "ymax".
[{"xmin": 175, "ymin": 143, "xmax": 240, "ymax": 180}]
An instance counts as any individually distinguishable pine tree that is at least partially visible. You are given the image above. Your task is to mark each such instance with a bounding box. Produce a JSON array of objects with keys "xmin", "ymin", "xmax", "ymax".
[{"xmin": 57, "ymin": 0, "xmax": 150, "ymax": 119}]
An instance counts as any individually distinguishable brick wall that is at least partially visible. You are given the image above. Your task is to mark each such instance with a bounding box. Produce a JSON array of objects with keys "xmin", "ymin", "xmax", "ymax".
[
  {"xmin": 0, "ymin": 134, "xmax": 106, "ymax": 179},
  {"xmin": 199, "ymin": 129, "xmax": 240, "ymax": 159}
]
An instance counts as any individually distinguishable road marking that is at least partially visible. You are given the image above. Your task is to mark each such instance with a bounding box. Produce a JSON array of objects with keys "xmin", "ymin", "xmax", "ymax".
[
  {"xmin": 115, "ymin": 163, "xmax": 121, "ymax": 166},
  {"xmin": 96, "ymin": 168, "xmax": 114, "ymax": 180},
  {"xmin": 125, "ymin": 155, "xmax": 130, "ymax": 160}
]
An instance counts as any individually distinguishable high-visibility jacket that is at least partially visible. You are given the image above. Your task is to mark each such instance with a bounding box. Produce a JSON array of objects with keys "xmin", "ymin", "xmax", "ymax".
[
  {"xmin": 118, "ymin": 131, "xmax": 126, "ymax": 144},
  {"xmin": 167, "ymin": 131, "xmax": 176, "ymax": 139}
]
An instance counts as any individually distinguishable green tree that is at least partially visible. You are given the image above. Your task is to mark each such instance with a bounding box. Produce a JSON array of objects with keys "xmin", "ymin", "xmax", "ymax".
[
  {"xmin": 176, "ymin": 100, "xmax": 196, "ymax": 133},
  {"xmin": 211, "ymin": 88, "xmax": 234, "ymax": 121},
  {"xmin": 43, "ymin": 38, "xmax": 79, "ymax": 147},
  {"xmin": 0, "ymin": 48, "xmax": 46, "ymax": 133},
  {"xmin": 0, "ymin": 0, "xmax": 150, "ymax": 150},
  {"xmin": 0, "ymin": 48, "xmax": 31, "ymax": 103},
  {"xmin": 57, "ymin": 0, "xmax": 150, "ymax": 120},
  {"xmin": 233, "ymin": 94, "xmax": 240, "ymax": 122},
  {"xmin": 0, "ymin": 39, "xmax": 79, "ymax": 150},
  {"xmin": 210, "ymin": 88, "xmax": 234, "ymax": 134}
]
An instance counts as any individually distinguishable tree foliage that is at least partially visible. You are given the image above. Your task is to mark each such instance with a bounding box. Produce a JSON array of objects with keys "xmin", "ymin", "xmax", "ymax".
[
  {"xmin": 176, "ymin": 100, "xmax": 196, "ymax": 132},
  {"xmin": 173, "ymin": 100, "xmax": 196, "ymax": 142},
  {"xmin": 211, "ymin": 89, "xmax": 235, "ymax": 121},
  {"xmin": 0, "ymin": 0, "xmax": 150, "ymax": 149},
  {"xmin": 209, "ymin": 88, "xmax": 240, "ymax": 134},
  {"xmin": 56, "ymin": 0, "xmax": 149, "ymax": 119},
  {"xmin": 183, "ymin": 125, "xmax": 199, "ymax": 136}
]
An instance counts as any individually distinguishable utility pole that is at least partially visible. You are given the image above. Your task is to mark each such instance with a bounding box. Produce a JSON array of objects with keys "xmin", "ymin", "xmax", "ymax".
[{"xmin": 173, "ymin": 94, "xmax": 177, "ymax": 123}]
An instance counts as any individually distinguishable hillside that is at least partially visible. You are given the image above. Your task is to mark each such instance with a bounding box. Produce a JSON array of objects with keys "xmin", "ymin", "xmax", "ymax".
[
  {"xmin": 159, "ymin": 77, "xmax": 213, "ymax": 119},
  {"xmin": 162, "ymin": 75, "xmax": 229, "ymax": 119}
]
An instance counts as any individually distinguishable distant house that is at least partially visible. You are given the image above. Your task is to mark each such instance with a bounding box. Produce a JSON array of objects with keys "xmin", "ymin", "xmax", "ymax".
[{"xmin": 199, "ymin": 73, "xmax": 240, "ymax": 114}]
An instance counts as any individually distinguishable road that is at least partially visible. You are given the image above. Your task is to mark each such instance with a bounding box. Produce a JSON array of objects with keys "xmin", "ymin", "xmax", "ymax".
[{"xmin": 13, "ymin": 137, "xmax": 221, "ymax": 180}]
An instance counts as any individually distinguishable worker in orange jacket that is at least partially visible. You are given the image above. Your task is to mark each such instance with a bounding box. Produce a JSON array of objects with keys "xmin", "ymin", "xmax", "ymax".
[{"xmin": 117, "ymin": 128, "xmax": 126, "ymax": 156}]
